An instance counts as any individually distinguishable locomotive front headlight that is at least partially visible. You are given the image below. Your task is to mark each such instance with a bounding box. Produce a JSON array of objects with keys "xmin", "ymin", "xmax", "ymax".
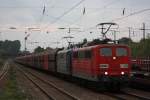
[
  {"xmin": 120, "ymin": 64, "xmax": 128, "ymax": 68},
  {"xmin": 121, "ymin": 72, "xmax": 125, "ymax": 75},
  {"xmin": 100, "ymin": 64, "xmax": 109, "ymax": 68},
  {"xmin": 104, "ymin": 72, "xmax": 108, "ymax": 75}
]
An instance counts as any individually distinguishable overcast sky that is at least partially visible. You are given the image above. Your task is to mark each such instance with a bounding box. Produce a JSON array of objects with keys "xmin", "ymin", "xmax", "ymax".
[{"xmin": 0, "ymin": 0, "xmax": 150, "ymax": 51}]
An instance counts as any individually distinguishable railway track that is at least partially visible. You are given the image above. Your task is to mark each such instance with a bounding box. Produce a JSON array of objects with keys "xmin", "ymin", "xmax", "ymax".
[
  {"xmin": 122, "ymin": 88, "xmax": 150, "ymax": 100},
  {"xmin": 105, "ymin": 88, "xmax": 150, "ymax": 100},
  {"xmin": 106, "ymin": 93, "xmax": 144, "ymax": 100},
  {"xmin": 16, "ymin": 66, "xmax": 79, "ymax": 100},
  {"xmin": 15, "ymin": 63, "xmax": 150, "ymax": 100},
  {"xmin": 0, "ymin": 61, "xmax": 9, "ymax": 81}
]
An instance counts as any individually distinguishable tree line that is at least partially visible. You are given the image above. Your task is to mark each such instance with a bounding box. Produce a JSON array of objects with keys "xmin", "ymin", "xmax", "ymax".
[
  {"xmin": 0, "ymin": 40, "xmax": 21, "ymax": 58},
  {"xmin": 0, "ymin": 37, "xmax": 149, "ymax": 59},
  {"xmin": 130, "ymin": 38, "xmax": 150, "ymax": 57},
  {"xmin": 112, "ymin": 37, "xmax": 150, "ymax": 57}
]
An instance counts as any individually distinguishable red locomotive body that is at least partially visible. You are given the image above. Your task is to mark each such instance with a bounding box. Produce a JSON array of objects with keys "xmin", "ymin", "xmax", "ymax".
[{"xmin": 72, "ymin": 44, "xmax": 131, "ymax": 84}]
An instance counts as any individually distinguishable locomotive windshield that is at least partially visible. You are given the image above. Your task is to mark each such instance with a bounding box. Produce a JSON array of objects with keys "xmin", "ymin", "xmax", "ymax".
[
  {"xmin": 116, "ymin": 48, "xmax": 127, "ymax": 56},
  {"xmin": 100, "ymin": 48, "xmax": 112, "ymax": 56}
]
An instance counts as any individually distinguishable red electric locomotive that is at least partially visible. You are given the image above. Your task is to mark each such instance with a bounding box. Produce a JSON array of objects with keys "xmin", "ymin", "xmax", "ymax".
[{"xmin": 72, "ymin": 44, "xmax": 131, "ymax": 88}]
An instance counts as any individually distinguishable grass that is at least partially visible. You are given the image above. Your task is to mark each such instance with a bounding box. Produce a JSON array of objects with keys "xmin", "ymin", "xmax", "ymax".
[{"xmin": 0, "ymin": 66, "xmax": 27, "ymax": 100}]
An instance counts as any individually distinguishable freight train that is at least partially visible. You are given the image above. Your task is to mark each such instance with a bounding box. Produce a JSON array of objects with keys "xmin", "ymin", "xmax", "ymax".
[
  {"xmin": 132, "ymin": 57, "xmax": 150, "ymax": 73},
  {"xmin": 131, "ymin": 57, "xmax": 150, "ymax": 88},
  {"xmin": 15, "ymin": 44, "xmax": 131, "ymax": 90}
]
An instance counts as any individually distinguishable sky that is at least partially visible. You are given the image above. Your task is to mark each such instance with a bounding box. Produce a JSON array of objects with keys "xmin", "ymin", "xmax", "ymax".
[{"xmin": 0, "ymin": 0, "xmax": 150, "ymax": 51}]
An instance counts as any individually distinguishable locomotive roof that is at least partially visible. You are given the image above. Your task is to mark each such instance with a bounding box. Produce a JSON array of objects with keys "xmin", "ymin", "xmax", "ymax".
[
  {"xmin": 72, "ymin": 44, "xmax": 129, "ymax": 51},
  {"xmin": 57, "ymin": 49, "xmax": 72, "ymax": 53}
]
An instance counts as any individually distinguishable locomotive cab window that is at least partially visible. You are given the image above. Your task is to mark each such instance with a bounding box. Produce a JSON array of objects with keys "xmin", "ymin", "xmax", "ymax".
[
  {"xmin": 116, "ymin": 48, "xmax": 127, "ymax": 56},
  {"xmin": 100, "ymin": 48, "xmax": 112, "ymax": 56}
]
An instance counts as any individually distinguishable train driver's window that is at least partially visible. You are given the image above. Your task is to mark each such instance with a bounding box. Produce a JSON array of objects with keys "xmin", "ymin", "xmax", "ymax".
[
  {"xmin": 116, "ymin": 48, "xmax": 127, "ymax": 56},
  {"xmin": 100, "ymin": 48, "xmax": 112, "ymax": 56}
]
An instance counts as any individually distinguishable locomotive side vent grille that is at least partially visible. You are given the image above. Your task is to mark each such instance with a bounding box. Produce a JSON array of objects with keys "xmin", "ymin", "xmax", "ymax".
[
  {"xmin": 100, "ymin": 64, "xmax": 109, "ymax": 68},
  {"xmin": 120, "ymin": 64, "xmax": 128, "ymax": 68}
]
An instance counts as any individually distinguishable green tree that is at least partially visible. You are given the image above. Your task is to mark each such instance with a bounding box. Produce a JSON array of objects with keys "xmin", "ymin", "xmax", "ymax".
[
  {"xmin": 130, "ymin": 38, "xmax": 150, "ymax": 57},
  {"xmin": 34, "ymin": 46, "xmax": 45, "ymax": 53},
  {"xmin": 118, "ymin": 37, "xmax": 132, "ymax": 45},
  {"xmin": 0, "ymin": 40, "xmax": 21, "ymax": 58}
]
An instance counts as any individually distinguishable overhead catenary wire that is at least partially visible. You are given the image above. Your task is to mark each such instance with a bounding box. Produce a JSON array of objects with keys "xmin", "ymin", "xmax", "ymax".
[
  {"xmin": 32, "ymin": 0, "xmax": 86, "ymax": 49},
  {"xmin": 66, "ymin": 0, "xmax": 150, "ymax": 35},
  {"xmin": 28, "ymin": 0, "xmax": 56, "ymax": 46},
  {"xmin": 66, "ymin": 0, "xmax": 122, "ymax": 32},
  {"xmin": 78, "ymin": 8, "xmax": 150, "ymax": 34},
  {"xmin": 112, "ymin": 8, "xmax": 150, "ymax": 22},
  {"xmin": 3, "ymin": 0, "xmax": 150, "ymax": 50},
  {"xmin": 86, "ymin": 0, "xmax": 122, "ymax": 15},
  {"xmin": 44, "ymin": 0, "xmax": 86, "ymax": 29}
]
